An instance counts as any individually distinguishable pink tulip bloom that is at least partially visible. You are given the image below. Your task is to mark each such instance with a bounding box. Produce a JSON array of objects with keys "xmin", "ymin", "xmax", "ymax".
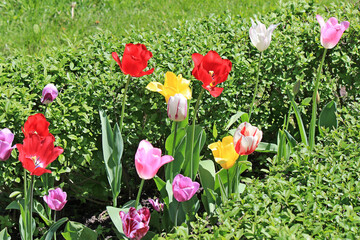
[
  {"xmin": 316, "ymin": 15, "xmax": 350, "ymax": 49},
  {"xmin": 119, "ymin": 207, "xmax": 150, "ymax": 240},
  {"xmin": 41, "ymin": 83, "xmax": 58, "ymax": 104},
  {"xmin": 172, "ymin": 174, "xmax": 200, "ymax": 202},
  {"xmin": 233, "ymin": 122, "xmax": 263, "ymax": 155},
  {"xmin": 167, "ymin": 94, "xmax": 188, "ymax": 122},
  {"xmin": 148, "ymin": 198, "xmax": 164, "ymax": 212},
  {"xmin": 135, "ymin": 140, "xmax": 174, "ymax": 180},
  {"xmin": 43, "ymin": 188, "xmax": 67, "ymax": 211},
  {"xmin": 0, "ymin": 128, "xmax": 15, "ymax": 161}
]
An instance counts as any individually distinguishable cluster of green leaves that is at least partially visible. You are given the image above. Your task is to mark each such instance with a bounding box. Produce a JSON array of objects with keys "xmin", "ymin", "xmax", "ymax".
[
  {"xmin": 0, "ymin": 0, "xmax": 359, "ymax": 233},
  {"xmin": 157, "ymin": 102, "xmax": 360, "ymax": 239}
]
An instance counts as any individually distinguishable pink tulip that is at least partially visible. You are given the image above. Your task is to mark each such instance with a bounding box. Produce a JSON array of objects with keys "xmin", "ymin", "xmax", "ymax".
[
  {"xmin": 135, "ymin": 140, "xmax": 174, "ymax": 180},
  {"xmin": 43, "ymin": 188, "xmax": 67, "ymax": 211},
  {"xmin": 233, "ymin": 122, "xmax": 263, "ymax": 155},
  {"xmin": 119, "ymin": 207, "xmax": 150, "ymax": 240},
  {"xmin": 0, "ymin": 128, "xmax": 15, "ymax": 161},
  {"xmin": 172, "ymin": 174, "xmax": 200, "ymax": 202},
  {"xmin": 41, "ymin": 83, "xmax": 58, "ymax": 104},
  {"xmin": 148, "ymin": 198, "xmax": 164, "ymax": 212},
  {"xmin": 316, "ymin": 15, "xmax": 349, "ymax": 49}
]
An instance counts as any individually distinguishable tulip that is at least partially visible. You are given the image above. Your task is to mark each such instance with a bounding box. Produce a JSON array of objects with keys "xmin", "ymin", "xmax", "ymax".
[
  {"xmin": 249, "ymin": 18, "xmax": 279, "ymax": 52},
  {"xmin": 167, "ymin": 94, "xmax": 187, "ymax": 122},
  {"xmin": 316, "ymin": 15, "xmax": 349, "ymax": 49},
  {"xmin": 22, "ymin": 113, "xmax": 54, "ymax": 141},
  {"xmin": 17, "ymin": 134, "xmax": 63, "ymax": 176},
  {"xmin": 41, "ymin": 83, "xmax": 58, "ymax": 104},
  {"xmin": 43, "ymin": 188, "xmax": 67, "ymax": 211},
  {"xmin": 208, "ymin": 136, "xmax": 239, "ymax": 169},
  {"xmin": 148, "ymin": 198, "xmax": 164, "ymax": 212},
  {"xmin": 119, "ymin": 207, "xmax": 150, "ymax": 240},
  {"xmin": 192, "ymin": 51, "xmax": 232, "ymax": 97},
  {"xmin": 135, "ymin": 140, "xmax": 174, "ymax": 180},
  {"xmin": 172, "ymin": 174, "xmax": 200, "ymax": 202},
  {"xmin": 146, "ymin": 72, "xmax": 192, "ymax": 103},
  {"xmin": 233, "ymin": 122, "xmax": 263, "ymax": 155},
  {"xmin": 0, "ymin": 128, "xmax": 15, "ymax": 161},
  {"xmin": 112, "ymin": 43, "xmax": 154, "ymax": 77}
]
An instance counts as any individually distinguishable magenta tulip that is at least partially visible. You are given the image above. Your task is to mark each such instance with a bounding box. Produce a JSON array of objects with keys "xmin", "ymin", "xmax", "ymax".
[
  {"xmin": 41, "ymin": 83, "xmax": 58, "ymax": 104},
  {"xmin": 119, "ymin": 207, "xmax": 150, "ymax": 240},
  {"xmin": 233, "ymin": 122, "xmax": 263, "ymax": 155},
  {"xmin": 172, "ymin": 174, "xmax": 200, "ymax": 202},
  {"xmin": 135, "ymin": 140, "xmax": 174, "ymax": 180},
  {"xmin": 316, "ymin": 15, "xmax": 349, "ymax": 49},
  {"xmin": 148, "ymin": 198, "xmax": 164, "ymax": 212},
  {"xmin": 43, "ymin": 188, "xmax": 67, "ymax": 211},
  {"xmin": 0, "ymin": 128, "xmax": 15, "ymax": 161}
]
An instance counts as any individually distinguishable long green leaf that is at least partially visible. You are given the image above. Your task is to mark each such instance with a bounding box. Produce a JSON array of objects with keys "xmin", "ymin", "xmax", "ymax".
[
  {"xmin": 0, "ymin": 228, "xmax": 10, "ymax": 240},
  {"xmin": 198, "ymin": 160, "xmax": 216, "ymax": 213},
  {"xmin": 256, "ymin": 142, "xmax": 278, "ymax": 153},
  {"xmin": 61, "ymin": 221, "xmax": 97, "ymax": 240},
  {"xmin": 225, "ymin": 111, "xmax": 249, "ymax": 130},
  {"xmin": 40, "ymin": 217, "xmax": 68, "ymax": 240},
  {"xmin": 165, "ymin": 126, "xmax": 187, "ymax": 180}
]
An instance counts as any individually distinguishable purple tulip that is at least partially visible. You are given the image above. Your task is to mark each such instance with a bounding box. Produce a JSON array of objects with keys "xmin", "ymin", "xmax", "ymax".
[
  {"xmin": 316, "ymin": 15, "xmax": 349, "ymax": 49},
  {"xmin": 148, "ymin": 198, "xmax": 164, "ymax": 212},
  {"xmin": 172, "ymin": 174, "xmax": 200, "ymax": 202},
  {"xmin": 43, "ymin": 188, "xmax": 67, "ymax": 211},
  {"xmin": 0, "ymin": 128, "xmax": 15, "ymax": 161},
  {"xmin": 41, "ymin": 84, "xmax": 58, "ymax": 104},
  {"xmin": 119, "ymin": 207, "xmax": 150, "ymax": 240}
]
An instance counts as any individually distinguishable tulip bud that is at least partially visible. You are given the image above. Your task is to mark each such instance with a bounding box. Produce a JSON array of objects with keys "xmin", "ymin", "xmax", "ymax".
[
  {"xmin": 43, "ymin": 188, "xmax": 67, "ymax": 211},
  {"xmin": 0, "ymin": 128, "xmax": 15, "ymax": 161},
  {"xmin": 172, "ymin": 174, "xmax": 200, "ymax": 202},
  {"xmin": 41, "ymin": 84, "xmax": 58, "ymax": 104},
  {"xmin": 249, "ymin": 18, "xmax": 279, "ymax": 52},
  {"xmin": 316, "ymin": 15, "xmax": 349, "ymax": 49},
  {"xmin": 233, "ymin": 122, "xmax": 263, "ymax": 155},
  {"xmin": 167, "ymin": 94, "xmax": 187, "ymax": 122}
]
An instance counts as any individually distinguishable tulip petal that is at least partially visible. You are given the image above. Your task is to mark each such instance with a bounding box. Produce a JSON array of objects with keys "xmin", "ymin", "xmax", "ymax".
[
  {"xmin": 146, "ymin": 82, "xmax": 164, "ymax": 93},
  {"xmin": 341, "ymin": 21, "xmax": 350, "ymax": 30},
  {"xmin": 316, "ymin": 15, "xmax": 325, "ymax": 28},
  {"xmin": 112, "ymin": 52, "xmax": 122, "ymax": 69}
]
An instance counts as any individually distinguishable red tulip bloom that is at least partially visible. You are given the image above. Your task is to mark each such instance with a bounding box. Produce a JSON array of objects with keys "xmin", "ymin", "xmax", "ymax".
[
  {"xmin": 22, "ymin": 113, "xmax": 54, "ymax": 141},
  {"xmin": 16, "ymin": 134, "xmax": 63, "ymax": 176},
  {"xmin": 112, "ymin": 43, "xmax": 154, "ymax": 77},
  {"xmin": 119, "ymin": 207, "xmax": 151, "ymax": 240},
  {"xmin": 192, "ymin": 51, "xmax": 232, "ymax": 97}
]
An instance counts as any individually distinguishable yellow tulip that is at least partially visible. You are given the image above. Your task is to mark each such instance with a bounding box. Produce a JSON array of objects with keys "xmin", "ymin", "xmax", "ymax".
[
  {"xmin": 146, "ymin": 72, "xmax": 192, "ymax": 103},
  {"xmin": 208, "ymin": 136, "xmax": 239, "ymax": 169}
]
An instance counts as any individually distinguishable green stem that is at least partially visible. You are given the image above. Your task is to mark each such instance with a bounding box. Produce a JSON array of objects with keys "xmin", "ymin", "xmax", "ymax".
[
  {"xmin": 174, "ymin": 202, "xmax": 180, "ymax": 227},
  {"xmin": 309, "ymin": 48, "xmax": 327, "ymax": 150},
  {"xmin": 248, "ymin": 52, "xmax": 263, "ymax": 121},
  {"xmin": 29, "ymin": 175, "xmax": 35, "ymax": 240},
  {"xmin": 23, "ymin": 169, "xmax": 28, "ymax": 240},
  {"xmin": 189, "ymin": 88, "xmax": 205, "ymax": 180},
  {"xmin": 119, "ymin": 75, "xmax": 131, "ymax": 132},
  {"xmin": 134, "ymin": 179, "xmax": 145, "ymax": 209},
  {"xmin": 54, "ymin": 211, "xmax": 57, "ymax": 240},
  {"xmin": 113, "ymin": 195, "xmax": 117, "ymax": 208},
  {"xmin": 169, "ymin": 121, "xmax": 179, "ymax": 180},
  {"xmin": 227, "ymin": 169, "xmax": 230, "ymax": 199}
]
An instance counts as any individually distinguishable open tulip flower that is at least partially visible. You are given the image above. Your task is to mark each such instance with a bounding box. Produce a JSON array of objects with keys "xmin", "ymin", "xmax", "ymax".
[
  {"xmin": 148, "ymin": 198, "xmax": 164, "ymax": 212},
  {"xmin": 22, "ymin": 113, "xmax": 54, "ymax": 141},
  {"xmin": 135, "ymin": 140, "xmax": 174, "ymax": 180},
  {"xmin": 208, "ymin": 136, "xmax": 239, "ymax": 169},
  {"xmin": 316, "ymin": 15, "xmax": 349, "ymax": 49},
  {"xmin": 249, "ymin": 18, "xmax": 279, "ymax": 52},
  {"xmin": 120, "ymin": 207, "xmax": 151, "ymax": 240},
  {"xmin": 0, "ymin": 128, "xmax": 15, "ymax": 161},
  {"xmin": 146, "ymin": 71, "xmax": 192, "ymax": 103},
  {"xmin": 233, "ymin": 122, "xmax": 263, "ymax": 156},
  {"xmin": 16, "ymin": 134, "xmax": 63, "ymax": 176},
  {"xmin": 112, "ymin": 43, "xmax": 154, "ymax": 77},
  {"xmin": 167, "ymin": 93, "xmax": 188, "ymax": 122},
  {"xmin": 192, "ymin": 51, "xmax": 232, "ymax": 97},
  {"xmin": 43, "ymin": 188, "xmax": 67, "ymax": 211},
  {"xmin": 41, "ymin": 83, "xmax": 58, "ymax": 104},
  {"xmin": 172, "ymin": 174, "xmax": 200, "ymax": 202}
]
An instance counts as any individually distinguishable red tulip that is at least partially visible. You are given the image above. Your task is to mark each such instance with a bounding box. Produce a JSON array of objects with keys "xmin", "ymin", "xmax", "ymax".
[
  {"xmin": 22, "ymin": 113, "xmax": 54, "ymax": 141},
  {"xmin": 112, "ymin": 43, "xmax": 154, "ymax": 77},
  {"xmin": 192, "ymin": 51, "xmax": 232, "ymax": 97},
  {"xmin": 119, "ymin": 207, "xmax": 151, "ymax": 240},
  {"xmin": 16, "ymin": 134, "xmax": 63, "ymax": 176}
]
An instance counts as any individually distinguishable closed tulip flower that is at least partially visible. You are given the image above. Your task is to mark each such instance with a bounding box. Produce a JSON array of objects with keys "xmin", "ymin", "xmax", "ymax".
[
  {"xmin": 208, "ymin": 136, "xmax": 239, "ymax": 169},
  {"xmin": 316, "ymin": 15, "xmax": 349, "ymax": 49},
  {"xmin": 167, "ymin": 94, "xmax": 187, "ymax": 122},
  {"xmin": 0, "ymin": 128, "xmax": 15, "ymax": 161},
  {"xmin": 135, "ymin": 140, "xmax": 174, "ymax": 180},
  {"xmin": 120, "ymin": 207, "xmax": 150, "ymax": 240},
  {"xmin": 41, "ymin": 83, "xmax": 58, "ymax": 104},
  {"xmin": 172, "ymin": 174, "xmax": 200, "ymax": 202},
  {"xmin": 43, "ymin": 188, "xmax": 67, "ymax": 211},
  {"xmin": 249, "ymin": 18, "xmax": 279, "ymax": 52},
  {"xmin": 233, "ymin": 122, "xmax": 263, "ymax": 155}
]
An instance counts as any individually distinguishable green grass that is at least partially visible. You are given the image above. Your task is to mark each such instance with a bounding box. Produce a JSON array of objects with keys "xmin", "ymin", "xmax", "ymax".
[{"xmin": 0, "ymin": 0, "xmax": 337, "ymax": 56}]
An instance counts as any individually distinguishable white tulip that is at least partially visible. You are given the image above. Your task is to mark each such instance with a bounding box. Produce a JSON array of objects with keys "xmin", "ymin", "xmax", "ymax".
[
  {"xmin": 249, "ymin": 19, "xmax": 279, "ymax": 52},
  {"xmin": 167, "ymin": 94, "xmax": 188, "ymax": 122}
]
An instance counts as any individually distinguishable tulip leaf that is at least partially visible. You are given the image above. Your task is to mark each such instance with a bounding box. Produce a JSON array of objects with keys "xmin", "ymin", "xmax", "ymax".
[
  {"xmin": 225, "ymin": 111, "xmax": 249, "ymax": 131},
  {"xmin": 213, "ymin": 122, "xmax": 218, "ymax": 139},
  {"xmin": 284, "ymin": 129, "xmax": 298, "ymax": 149},
  {"xmin": 106, "ymin": 206, "xmax": 125, "ymax": 236},
  {"xmin": 319, "ymin": 100, "xmax": 337, "ymax": 136},
  {"xmin": 256, "ymin": 142, "xmax": 278, "ymax": 153},
  {"xmin": 61, "ymin": 221, "xmax": 98, "ymax": 240},
  {"xmin": 0, "ymin": 228, "xmax": 10, "ymax": 240},
  {"xmin": 40, "ymin": 217, "xmax": 68, "ymax": 240},
  {"xmin": 183, "ymin": 125, "xmax": 206, "ymax": 180},
  {"xmin": 153, "ymin": 176, "xmax": 169, "ymax": 206},
  {"xmin": 198, "ymin": 160, "xmax": 216, "ymax": 213}
]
